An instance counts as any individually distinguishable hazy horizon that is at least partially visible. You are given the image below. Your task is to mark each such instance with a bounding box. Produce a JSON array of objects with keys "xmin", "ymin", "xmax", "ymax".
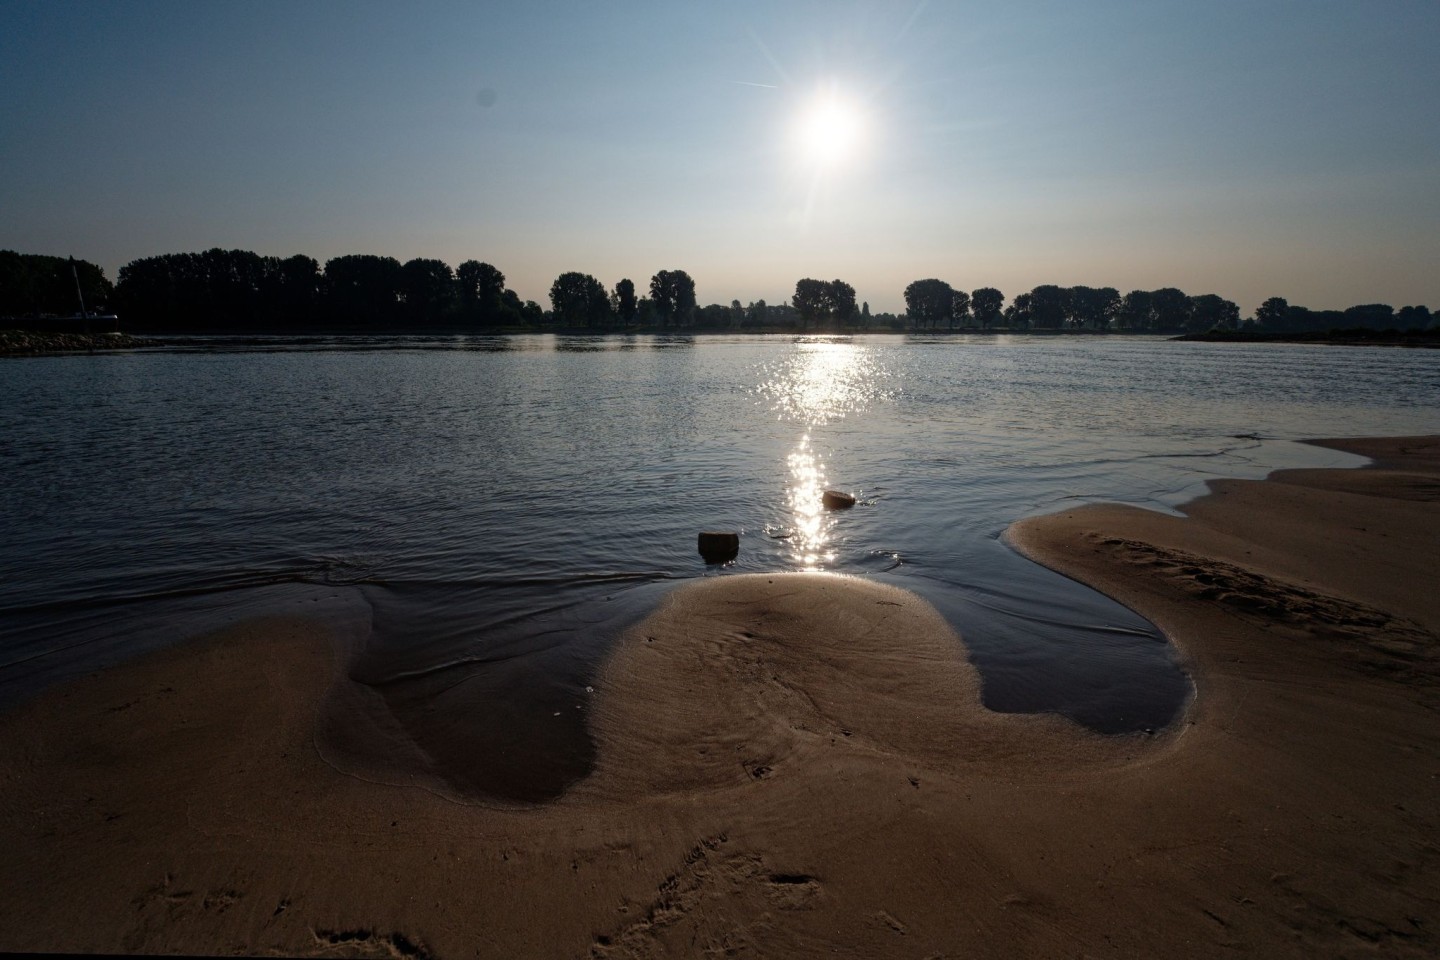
[{"xmin": 4, "ymin": 0, "xmax": 1438, "ymax": 315}]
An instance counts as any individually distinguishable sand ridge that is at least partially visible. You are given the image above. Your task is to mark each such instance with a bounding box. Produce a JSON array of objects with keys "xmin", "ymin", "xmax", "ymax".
[{"xmin": 1, "ymin": 435, "xmax": 1438, "ymax": 957}]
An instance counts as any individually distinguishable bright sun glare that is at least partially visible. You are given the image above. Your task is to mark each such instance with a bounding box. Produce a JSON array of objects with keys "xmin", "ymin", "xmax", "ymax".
[{"xmin": 795, "ymin": 92, "xmax": 864, "ymax": 171}]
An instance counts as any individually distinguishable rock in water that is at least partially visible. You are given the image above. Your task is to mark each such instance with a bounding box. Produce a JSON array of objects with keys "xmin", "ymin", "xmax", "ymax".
[
  {"xmin": 822, "ymin": 490, "xmax": 857, "ymax": 509},
  {"xmin": 697, "ymin": 531, "xmax": 740, "ymax": 563}
]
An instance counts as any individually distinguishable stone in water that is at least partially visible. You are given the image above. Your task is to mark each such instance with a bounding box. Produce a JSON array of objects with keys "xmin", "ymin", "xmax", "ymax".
[{"xmin": 697, "ymin": 531, "xmax": 740, "ymax": 563}]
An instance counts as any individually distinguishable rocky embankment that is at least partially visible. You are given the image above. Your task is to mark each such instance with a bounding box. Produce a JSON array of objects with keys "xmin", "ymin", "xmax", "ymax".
[{"xmin": 0, "ymin": 330, "xmax": 153, "ymax": 355}]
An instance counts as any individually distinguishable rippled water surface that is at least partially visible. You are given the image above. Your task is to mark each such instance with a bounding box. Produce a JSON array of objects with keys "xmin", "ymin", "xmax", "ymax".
[{"xmin": 2, "ymin": 335, "xmax": 1436, "ymax": 799}]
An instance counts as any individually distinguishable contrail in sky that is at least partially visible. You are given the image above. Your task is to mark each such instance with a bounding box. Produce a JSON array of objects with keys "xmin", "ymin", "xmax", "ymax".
[{"xmin": 728, "ymin": 80, "xmax": 779, "ymax": 89}]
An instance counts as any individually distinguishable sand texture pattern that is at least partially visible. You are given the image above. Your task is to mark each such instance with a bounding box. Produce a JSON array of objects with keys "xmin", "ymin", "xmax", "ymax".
[{"xmin": 2, "ymin": 435, "xmax": 1438, "ymax": 957}]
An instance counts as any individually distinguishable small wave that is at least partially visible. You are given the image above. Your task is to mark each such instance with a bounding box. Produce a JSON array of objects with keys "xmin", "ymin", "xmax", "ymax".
[{"xmin": 0, "ymin": 568, "xmax": 348, "ymax": 619}]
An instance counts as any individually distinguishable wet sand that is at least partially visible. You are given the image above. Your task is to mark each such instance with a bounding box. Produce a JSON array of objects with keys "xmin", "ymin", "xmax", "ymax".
[{"xmin": 1, "ymin": 435, "xmax": 1437, "ymax": 957}]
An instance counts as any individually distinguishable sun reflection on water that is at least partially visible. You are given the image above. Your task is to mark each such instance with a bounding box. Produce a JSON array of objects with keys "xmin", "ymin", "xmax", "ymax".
[
  {"xmin": 758, "ymin": 338, "xmax": 891, "ymax": 427},
  {"xmin": 756, "ymin": 340, "xmax": 893, "ymax": 571},
  {"xmin": 785, "ymin": 434, "xmax": 833, "ymax": 569}
]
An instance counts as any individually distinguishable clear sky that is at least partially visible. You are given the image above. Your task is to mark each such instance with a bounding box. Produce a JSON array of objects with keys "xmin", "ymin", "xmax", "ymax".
[{"xmin": 3, "ymin": 0, "xmax": 1438, "ymax": 314}]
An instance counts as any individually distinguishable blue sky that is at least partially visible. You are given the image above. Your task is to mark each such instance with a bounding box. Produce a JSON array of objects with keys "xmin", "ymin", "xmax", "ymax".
[{"xmin": 3, "ymin": 0, "xmax": 1438, "ymax": 314}]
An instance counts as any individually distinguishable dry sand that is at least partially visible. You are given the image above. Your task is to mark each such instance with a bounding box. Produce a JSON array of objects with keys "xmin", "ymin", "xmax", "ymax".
[{"xmin": 2, "ymin": 435, "xmax": 1438, "ymax": 958}]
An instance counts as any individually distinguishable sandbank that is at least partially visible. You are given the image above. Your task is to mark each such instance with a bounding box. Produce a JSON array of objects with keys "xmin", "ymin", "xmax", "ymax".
[{"xmin": 1, "ymin": 436, "xmax": 1437, "ymax": 957}]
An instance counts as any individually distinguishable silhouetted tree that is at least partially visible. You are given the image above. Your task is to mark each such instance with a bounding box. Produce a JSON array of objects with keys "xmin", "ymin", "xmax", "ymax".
[
  {"xmin": 613, "ymin": 278, "xmax": 637, "ymax": 325},
  {"xmin": 793, "ymin": 278, "xmax": 829, "ymax": 329},
  {"xmin": 1028, "ymin": 284, "xmax": 1068, "ymax": 329},
  {"xmin": 114, "ymin": 255, "xmax": 183, "ymax": 328},
  {"xmin": 1004, "ymin": 292, "xmax": 1033, "ymax": 329},
  {"xmin": 792, "ymin": 278, "xmax": 858, "ymax": 329},
  {"xmin": 1150, "ymin": 288, "xmax": 1192, "ymax": 331},
  {"xmin": 325, "ymin": 254, "xmax": 404, "ymax": 327},
  {"xmin": 649, "ymin": 269, "xmax": 696, "ymax": 327},
  {"xmin": 636, "ymin": 297, "xmax": 656, "ymax": 327},
  {"xmin": 829, "ymin": 279, "xmax": 857, "ymax": 327},
  {"xmin": 950, "ymin": 289, "xmax": 971, "ymax": 330},
  {"xmin": 1096, "ymin": 287, "xmax": 1122, "ymax": 330},
  {"xmin": 1067, "ymin": 285, "xmax": 1120, "ymax": 330},
  {"xmin": 748, "ymin": 299, "xmax": 768, "ymax": 326},
  {"xmin": 1344, "ymin": 303, "xmax": 1395, "ymax": 330},
  {"xmin": 1397, "ymin": 305, "xmax": 1432, "ymax": 330},
  {"xmin": 971, "ymin": 287, "xmax": 1004, "ymax": 329},
  {"xmin": 1116, "ymin": 290, "xmax": 1153, "ymax": 330},
  {"xmin": 550, "ymin": 271, "xmax": 610, "ymax": 327},
  {"xmin": 517, "ymin": 298, "xmax": 545, "ymax": 326},
  {"xmin": 696, "ymin": 303, "xmax": 731, "ymax": 327},
  {"xmin": 457, "ymin": 260, "xmax": 505, "ymax": 326},
  {"xmin": 401, "ymin": 258, "xmax": 456, "ymax": 325},
  {"xmin": 1066, "ymin": 285, "xmax": 1095, "ymax": 328},
  {"xmin": 268, "ymin": 254, "xmax": 321, "ymax": 322},
  {"xmin": 1188, "ymin": 294, "xmax": 1240, "ymax": 332},
  {"xmin": 903, "ymin": 278, "xmax": 954, "ymax": 330},
  {"xmin": 1253, "ymin": 297, "xmax": 1287, "ymax": 330}
]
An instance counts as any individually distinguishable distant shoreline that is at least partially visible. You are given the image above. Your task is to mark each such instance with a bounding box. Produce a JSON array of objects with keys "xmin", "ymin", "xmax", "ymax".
[{"xmin": 6, "ymin": 325, "xmax": 1437, "ymax": 355}]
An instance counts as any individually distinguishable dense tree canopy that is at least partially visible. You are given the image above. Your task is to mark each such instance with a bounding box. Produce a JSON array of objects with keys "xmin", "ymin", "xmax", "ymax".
[
  {"xmin": 792, "ymin": 278, "xmax": 858, "ymax": 329},
  {"xmin": 109, "ymin": 248, "xmax": 539, "ymax": 332},
  {"xmin": 792, "ymin": 278, "xmax": 829, "ymax": 328},
  {"xmin": 613, "ymin": 278, "xmax": 637, "ymax": 325},
  {"xmin": 0, "ymin": 251, "xmax": 113, "ymax": 319},
  {"xmin": 324, "ymin": 254, "xmax": 404, "ymax": 327},
  {"xmin": 1116, "ymin": 290, "xmax": 1154, "ymax": 330},
  {"xmin": 989, "ymin": 284, "xmax": 1243, "ymax": 333},
  {"xmin": 971, "ymin": 287, "xmax": 1005, "ymax": 328},
  {"xmin": 828, "ymin": 280, "xmax": 857, "ymax": 326},
  {"xmin": 649, "ymin": 270, "xmax": 696, "ymax": 327},
  {"xmin": 1068, "ymin": 286, "xmax": 1121, "ymax": 329},
  {"xmin": 950, "ymin": 289, "xmax": 971, "ymax": 330},
  {"xmin": 1396, "ymin": 305, "xmax": 1432, "ymax": 330},
  {"xmin": 1190, "ymin": 294, "xmax": 1241, "ymax": 332},
  {"xmin": 401, "ymin": 259, "xmax": 456, "ymax": 323},
  {"xmin": 114, "ymin": 248, "xmax": 320, "ymax": 329},
  {"xmin": 549, "ymin": 271, "xmax": 610, "ymax": 327},
  {"xmin": 1255, "ymin": 297, "xmax": 1289, "ymax": 330},
  {"xmin": 456, "ymin": 260, "xmax": 506, "ymax": 326},
  {"xmin": 903, "ymin": 279, "xmax": 954, "ymax": 329}
]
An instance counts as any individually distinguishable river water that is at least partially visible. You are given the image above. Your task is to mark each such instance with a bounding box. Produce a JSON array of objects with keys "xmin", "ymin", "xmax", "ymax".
[{"xmin": 1, "ymin": 334, "xmax": 1435, "ymax": 800}]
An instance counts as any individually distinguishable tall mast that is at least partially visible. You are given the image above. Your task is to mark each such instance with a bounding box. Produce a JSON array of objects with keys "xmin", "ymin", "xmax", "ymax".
[{"xmin": 69, "ymin": 256, "xmax": 89, "ymax": 334}]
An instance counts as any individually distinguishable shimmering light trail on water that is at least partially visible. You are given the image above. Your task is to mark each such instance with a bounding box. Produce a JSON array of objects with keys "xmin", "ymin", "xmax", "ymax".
[
  {"xmin": 785, "ymin": 434, "xmax": 831, "ymax": 570},
  {"xmin": 1, "ymin": 334, "xmax": 1436, "ymax": 800},
  {"xmin": 756, "ymin": 338, "xmax": 895, "ymax": 426},
  {"xmin": 760, "ymin": 339, "xmax": 895, "ymax": 570}
]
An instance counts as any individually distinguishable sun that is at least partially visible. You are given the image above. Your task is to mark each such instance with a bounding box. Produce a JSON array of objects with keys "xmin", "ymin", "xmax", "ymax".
[{"xmin": 794, "ymin": 91, "xmax": 865, "ymax": 171}]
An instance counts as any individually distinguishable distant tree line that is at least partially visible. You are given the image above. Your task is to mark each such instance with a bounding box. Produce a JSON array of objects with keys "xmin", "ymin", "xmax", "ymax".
[
  {"xmin": 110, "ymin": 249, "xmax": 544, "ymax": 332},
  {"xmin": 1252, "ymin": 297, "xmax": 1432, "ymax": 333},
  {"xmin": 902, "ymin": 278, "xmax": 1431, "ymax": 335},
  {"xmin": 903, "ymin": 280, "xmax": 1242, "ymax": 333},
  {"xmin": 4, "ymin": 246, "xmax": 1433, "ymax": 336},
  {"xmin": 0, "ymin": 251, "xmax": 114, "ymax": 319}
]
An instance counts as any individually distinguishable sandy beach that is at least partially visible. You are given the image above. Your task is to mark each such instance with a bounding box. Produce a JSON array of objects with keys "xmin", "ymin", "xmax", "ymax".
[{"xmin": 2, "ymin": 435, "xmax": 1437, "ymax": 958}]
